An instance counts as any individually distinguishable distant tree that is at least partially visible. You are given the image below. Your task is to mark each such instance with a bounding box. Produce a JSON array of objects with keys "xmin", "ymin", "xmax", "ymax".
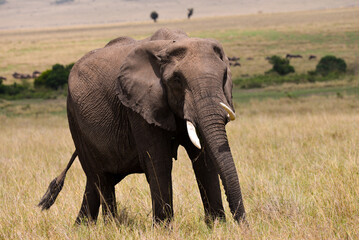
[
  {"xmin": 150, "ymin": 11, "xmax": 159, "ymax": 23},
  {"xmin": 315, "ymin": 55, "xmax": 347, "ymax": 76},
  {"xmin": 34, "ymin": 63, "xmax": 74, "ymax": 90},
  {"xmin": 266, "ymin": 55, "xmax": 295, "ymax": 76},
  {"xmin": 0, "ymin": 0, "xmax": 6, "ymax": 5},
  {"xmin": 187, "ymin": 8, "xmax": 194, "ymax": 19}
]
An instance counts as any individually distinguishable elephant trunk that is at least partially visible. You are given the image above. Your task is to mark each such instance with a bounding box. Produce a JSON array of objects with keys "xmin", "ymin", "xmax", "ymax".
[{"xmin": 195, "ymin": 97, "xmax": 246, "ymax": 222}]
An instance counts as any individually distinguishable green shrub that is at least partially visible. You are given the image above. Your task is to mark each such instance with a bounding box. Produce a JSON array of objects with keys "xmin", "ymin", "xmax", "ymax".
[
  {"xmin": 0, "ymin": 83, "xmax": 28, "ymax": 96},
  {"xmin": 315, "ymin": 55, "xmax": 347, "ymax": 76},
  {"xmin": 34, "ymin": 70, "xmax": 51, "ymax": 88},
  {"xmin": 267, "ymin": 55, "xmax": 295, "ymax": 76},
  {"xmin": 34, "ymin": 63, "xmax": 74, "ymax": 90}
]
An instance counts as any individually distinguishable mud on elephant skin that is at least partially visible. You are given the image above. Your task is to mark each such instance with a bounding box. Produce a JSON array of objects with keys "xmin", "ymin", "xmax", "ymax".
[{"xmin": 38, "ymin": 28, "xmax": 246, "ymax": 225}]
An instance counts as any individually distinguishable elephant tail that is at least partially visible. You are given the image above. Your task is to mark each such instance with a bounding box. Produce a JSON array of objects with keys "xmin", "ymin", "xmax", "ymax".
[{"xmin": 38, "ymin": 151, "xmax": 78, "ymax": 211}]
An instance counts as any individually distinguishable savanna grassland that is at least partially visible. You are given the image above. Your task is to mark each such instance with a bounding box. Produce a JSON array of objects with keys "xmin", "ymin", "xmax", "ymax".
[{"xmin": 1, "ymin": 7, "xmax": 359, "ymax": 239}]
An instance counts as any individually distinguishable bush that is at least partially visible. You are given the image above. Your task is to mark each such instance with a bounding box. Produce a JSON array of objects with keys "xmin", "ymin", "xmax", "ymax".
[
  {"xmin": 0, "ymin": 78, "xmax": 29, "ymax": 97},
  {"xmin": 34, "ymin": 63, "xmax": 74, "ymax": 90},
  {"xmin": 315, "ymin": 55, "xmax": 347, "ymax": 76},
  {"xmin": 267, "ymin": 55, "xmax": 295, "ymax": 76},
  {"xmin": 0, "ymin": 83, "xmax": 28, "ymax": 96},
  {"xmin": 34, "ymin": 70, "xmax": 51, "ymax": 88}
]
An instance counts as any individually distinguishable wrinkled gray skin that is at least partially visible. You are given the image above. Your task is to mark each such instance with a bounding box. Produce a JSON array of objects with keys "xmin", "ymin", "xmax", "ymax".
[{"xmin": 39, "ymin": 28, "xmax": 246, "ymax": 225}]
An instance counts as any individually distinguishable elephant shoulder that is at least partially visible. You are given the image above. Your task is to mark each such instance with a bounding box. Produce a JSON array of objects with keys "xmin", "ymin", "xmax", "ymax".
[{"xmin": 68, "ymin": 47, "xmax": 128, "ymax": 101}]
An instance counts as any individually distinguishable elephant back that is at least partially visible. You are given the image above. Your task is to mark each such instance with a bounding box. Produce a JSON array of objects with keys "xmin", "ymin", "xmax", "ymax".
[
  {"xmin": 149, "ymin": 28, "xmax": 188, "ymax": 41},
  {"xmin": 105, "ymin": 36, "xmax": 136, "ymax": 48}
]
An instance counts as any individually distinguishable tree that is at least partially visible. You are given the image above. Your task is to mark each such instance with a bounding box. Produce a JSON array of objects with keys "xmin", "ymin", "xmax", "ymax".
[
  {"xmin": 266, "ymin": 55, "xmax": 295, "ymax": 75},
  {"xmin": 34, "ymin": 63, "xmax": 74, "ymax": 90},
  {"xmin": 187, "ymin": 8, "xmax": 194, "ymax": 19},
  {"xmin": 150, "ymin": 11, "xmax": 159, "ymax": 23},
  {"xmin": 315, "ymin": 55, "xmax": 347, "ymax": 76}
]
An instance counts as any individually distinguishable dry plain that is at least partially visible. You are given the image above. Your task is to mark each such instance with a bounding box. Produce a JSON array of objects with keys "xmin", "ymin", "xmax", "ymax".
[{"xmin": 1, "ymin": 7, "xmax": 359, "ymax": 239}]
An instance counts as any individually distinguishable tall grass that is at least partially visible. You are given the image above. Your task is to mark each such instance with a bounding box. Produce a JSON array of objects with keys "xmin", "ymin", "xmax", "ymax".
[{"xmin": 1, "ymin": 95, "xmax": 358, "ymax": 239}]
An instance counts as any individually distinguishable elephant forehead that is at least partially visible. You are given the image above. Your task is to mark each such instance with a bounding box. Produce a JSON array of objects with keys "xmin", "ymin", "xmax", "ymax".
[
  {"xmin": 170, "ymin": 38, "xmax": 221, "ymax": 53},
  {"xmin": 176, "ymin": 53, "xmax": 226, "ymax": 77}
]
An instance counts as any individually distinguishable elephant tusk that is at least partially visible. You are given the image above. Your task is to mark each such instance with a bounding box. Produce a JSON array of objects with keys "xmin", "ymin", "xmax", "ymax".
[
  {"xmin": 186, "ymin": 121, "xmax": 201, "ymax": 149},
  {"xmin": 220, "ymin": 102, "xmax": 236, "ymax": 121}
]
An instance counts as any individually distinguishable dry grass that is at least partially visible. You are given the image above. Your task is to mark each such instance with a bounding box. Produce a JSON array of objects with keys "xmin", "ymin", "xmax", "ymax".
[{"xmin": 1, "ymin": 95, "xmax": 358, "ymax": 239}]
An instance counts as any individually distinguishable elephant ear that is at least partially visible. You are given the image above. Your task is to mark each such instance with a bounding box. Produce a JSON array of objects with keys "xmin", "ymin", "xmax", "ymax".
[
  {"xmin": 117, "ymin": 40, "xmax": 176, "ymax": 131},
  {"xmin": 223, "ymin": 55, "xmax": 235, "ymax": 111}
]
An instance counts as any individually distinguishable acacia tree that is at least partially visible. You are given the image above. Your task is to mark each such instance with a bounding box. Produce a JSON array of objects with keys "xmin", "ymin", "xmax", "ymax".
[
  {"xmin": 150, "ymin": 11, "xmax": 159, "ymax": 23},
  {"xmin": 187, "ymin": 8, "xmax": 194, "ymax": 19}
]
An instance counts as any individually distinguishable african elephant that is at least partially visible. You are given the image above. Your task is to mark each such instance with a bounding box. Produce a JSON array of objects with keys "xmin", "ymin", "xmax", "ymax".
[{"xmin": 38, "ymin": 28, "xmax": 246, "ymax": 225}]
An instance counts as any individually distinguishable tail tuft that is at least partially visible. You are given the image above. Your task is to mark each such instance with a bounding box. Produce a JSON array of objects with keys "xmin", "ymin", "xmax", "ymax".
[
  {"xmin": 38, "ymin": 174, "xmax": 65, "ymax": 211},
  {"xmin": 38, "ymin": 151, "xmax": 77, "ymax": 211}
]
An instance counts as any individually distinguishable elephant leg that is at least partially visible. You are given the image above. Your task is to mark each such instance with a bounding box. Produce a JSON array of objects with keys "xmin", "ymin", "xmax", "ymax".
[
  {"xmin": 100, "ymin": 183, "xmax": 118, "ymax": 222},
  {"xmin": 128, "ymin": 111, "xmax": 174, "ymax": 224},
  {"xmin": 185, "ymin": 144, "xmax": 225, "ymax": 223},
  {"xmin": 100, "ymin": 173, "xmax": 126, "ymax": 222},
  {"xmin": 75, "ymin": 179, "xmax": 101, "ymax": 224},
  {"xmin": 143, "ymin": 148, "xmax": 173, "ymax": 224}
]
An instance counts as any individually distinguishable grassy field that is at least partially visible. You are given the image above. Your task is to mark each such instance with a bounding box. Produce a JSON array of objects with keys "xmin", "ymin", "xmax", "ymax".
[
  {"xmin": 1, "ymin": 95, "xmax": 358, "ymax": 239},
  {"xmin": 1, "ymin": 7, "xmax": 359, "ymax": 239}
]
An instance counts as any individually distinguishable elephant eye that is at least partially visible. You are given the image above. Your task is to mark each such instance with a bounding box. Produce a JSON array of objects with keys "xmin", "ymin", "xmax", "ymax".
[
  {"xmin": 167, "ymin": 72, "xmax": 185, "ymax": 106},
  {"xmin": 213, "ymin": 46, "xmax": 223, "ymax": 60},
  {"xmin": 168, "ymin": 72, "xmax": 184, "ymax": 89},
  {"xmin": 172, "ymin": 72, "xmax": 183, "ymax": 83}
]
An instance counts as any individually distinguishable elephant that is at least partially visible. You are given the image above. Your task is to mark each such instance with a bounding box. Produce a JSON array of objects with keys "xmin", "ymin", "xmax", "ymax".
[{"xmin": 38, "ymin": 28, "xmax": 246, "ymax": 225}]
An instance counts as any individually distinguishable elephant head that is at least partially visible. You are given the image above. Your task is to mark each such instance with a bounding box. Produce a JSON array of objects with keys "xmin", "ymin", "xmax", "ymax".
[{"xmin": 117, "ymin": 38, "xmax": 245, "ymax": 221}]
